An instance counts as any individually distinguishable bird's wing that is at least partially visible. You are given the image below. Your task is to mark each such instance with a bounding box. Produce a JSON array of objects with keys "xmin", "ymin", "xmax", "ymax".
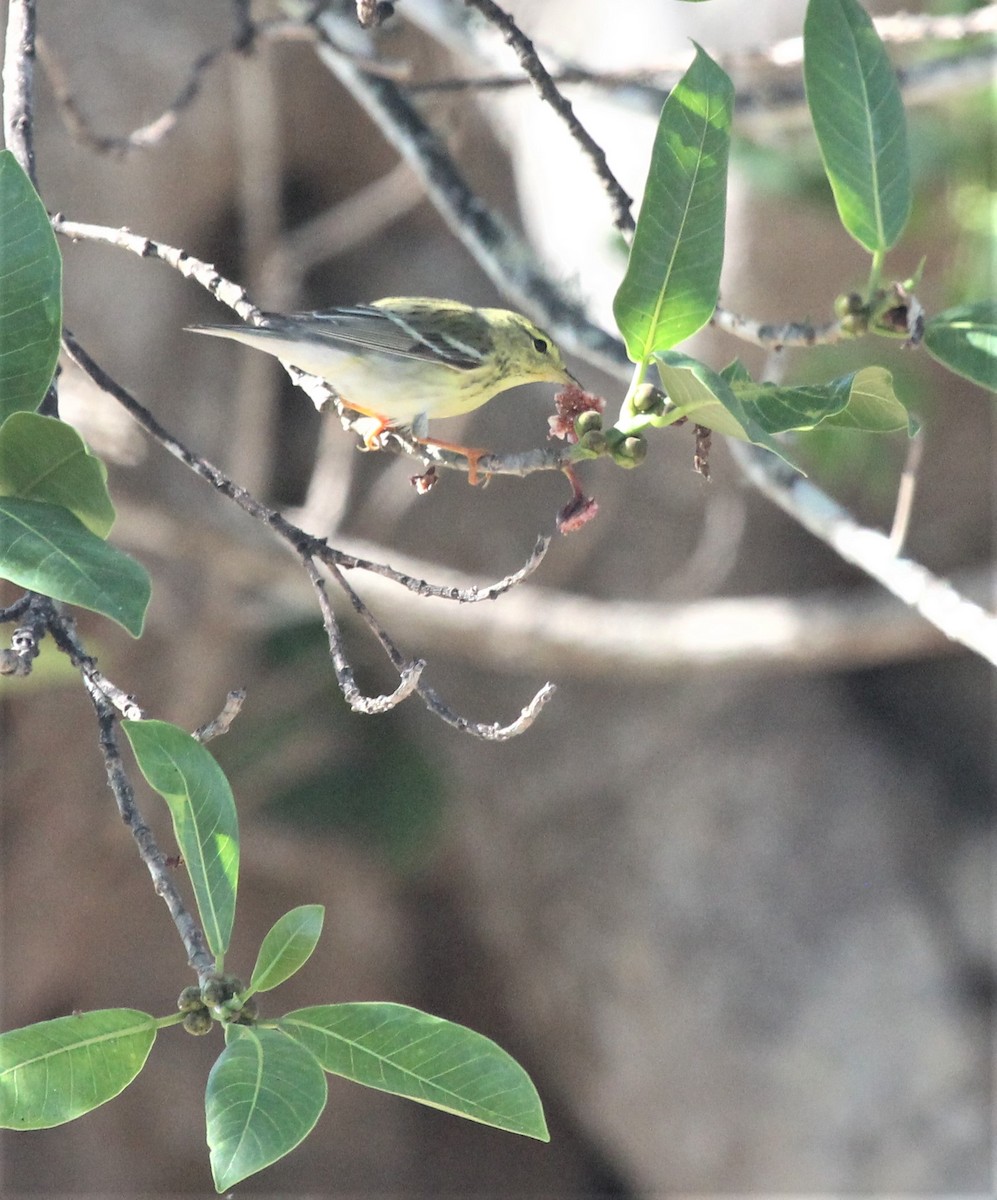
[{"xmin": 275, "ymin": 306, "xmax": 485, "ymax": 371}]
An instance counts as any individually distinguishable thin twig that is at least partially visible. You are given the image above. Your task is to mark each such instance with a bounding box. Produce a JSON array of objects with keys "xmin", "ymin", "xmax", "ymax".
[
  {"xmin": 888, "ymin": 429, "xmax": 924, "ymax": 556},
  {"xmin": 302, "ymin": 552, "xmax": 425, "ymax": 713},
  {"xmin": 19, "ymin": 594, "xmax": 145, "ymax": 717},
  {"xmin": 0, "ymin": 593, "xmax": 46, "ymax": 676},
  {"xmin": 52, "ymin": 216, "xmax": 256, "ymax": 316},
  {"xmin": 193, "ymin": 689, "xmax": 247, "ymax": 742},
  {"xmin": 460, "ymin": 0, "xmax": 633, "ymax": 234},
  {"xmin": 89, "ymin": 683, "xmax": 215, "ymax": 981},
  {"xmin": 711, "ymin": 306, "xmax": 844, "ymax": 350},
  {"xmin": 0, "ymin": 593, "xmax": 33, "ymax": 624},
  {"xmin": 34, "ymin": 16, "xmax": 312, "ymax": 156},
  {"xmin": 82, "ymin": 668, "xmax": 146, "ymax": 720},
  {"xmin": 419, "ymin": 676, "xmax": 556, "ymax": 739},
  {"xmin": 36, "ymin": 35, "xmax": 230, "ymax": 155},
  {"xmin": 330, "ymin": 559, "xmax": 555, "ymax": 738},
  {"xmin": 2, "ymin": 0, "xmax": 38, "ymax": 184},
  {"xmin": 11, "ymin": 595, "xmax": 213, "ymax": 974},
  {"xmin": 407, "ymin": 3, "xmax": 997, "ymax": 118},
  {"xmin": 334, "ymin": 534, "xmax": 551, "ymax": 601}
]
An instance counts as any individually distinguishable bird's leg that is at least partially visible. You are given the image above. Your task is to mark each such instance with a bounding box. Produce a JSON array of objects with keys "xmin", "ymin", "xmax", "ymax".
[
  {"xmin": 339, "ymin": 401, "xmax": 488, "ymax": 484},
  {"xmin": 338, "ymin": 402, "xmax": 394, "ymax": 450},
  {"xmin": 412, "ymin": 435, "xmax": 488, "ymax": 485}
]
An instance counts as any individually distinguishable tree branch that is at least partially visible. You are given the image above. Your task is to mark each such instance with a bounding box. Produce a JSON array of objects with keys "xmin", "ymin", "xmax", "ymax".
[
  {"xmin": 1, "ymin": 0, "xmax": 37, "ymax": 184},
  {"xmin": 460, "ymin": 0, "xmax": 633, "ymax": 234},
  {"xmin": 728, "ymin": 440, "xmax": 997, "ymax": 667}
]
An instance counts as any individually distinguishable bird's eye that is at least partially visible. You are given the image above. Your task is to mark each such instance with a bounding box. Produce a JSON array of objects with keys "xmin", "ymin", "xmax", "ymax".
[{"xmin": 532, "ymin": 336, "xmax": 548, "ymax": 354}]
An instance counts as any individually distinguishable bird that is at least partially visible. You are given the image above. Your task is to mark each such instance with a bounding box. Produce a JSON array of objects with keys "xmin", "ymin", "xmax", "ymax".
[{"xmin": 187, "ymin": 297, "xmax": 576, "ymax": 482}]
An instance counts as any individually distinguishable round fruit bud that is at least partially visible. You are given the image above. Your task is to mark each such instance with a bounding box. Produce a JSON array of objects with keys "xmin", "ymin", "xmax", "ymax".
[
  {"xmin": 834, "ymin": 292, "xmax": 864, "ymax": 319},
  {"xmin": 232, "ymin": 997, "xmax": 260, "ymax": 1025},
  {"xmin": 631, "ymin": 383, "xmax": 666, "ymax": 415},
  {"xmin": 574, "ymin": 409, "xmax": 603, "ymax": 436},
  {"xmin": 177, "ymin": 985, "xmax": 203, "ymax": 1012},
  {"xmin": 183, "ymin": 1008, "xmax": 214, "ymax": 1036},
  {"xmin": 613, "ymin": 435, "xmax": 648, "ymax": 468},
  {"xmin": 578, "ymin": 429, "xmax": 609, "ymax": 455},
  {"xmin": 200, "ymin": 977, "xmax": 228, "ymax": 1007}
]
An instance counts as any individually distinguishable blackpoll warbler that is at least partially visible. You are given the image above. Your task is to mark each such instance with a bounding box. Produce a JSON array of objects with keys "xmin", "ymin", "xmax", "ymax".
[{"xmin": 187, "ymin": 297, "xmax": 576, "ymax": 481}]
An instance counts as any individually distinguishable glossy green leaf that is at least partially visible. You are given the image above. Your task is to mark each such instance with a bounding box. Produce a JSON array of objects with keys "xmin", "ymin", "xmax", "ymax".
[
  {"xmin": 613, "ymin": 44, "xmax": 733, "ymax": 358},
  {"xmin": 122, "ymin": 719, "xmax": 239, "ymax": 956},
  {"xmin": 249, "ymin": 905, "xmax": 325, "ymax": 994},
  {"xmin": 0, "ymin": 413, "xmax": 115, "ymax": 537},
  {"xmin": 206, "ymin": 1025, "xmax": 326, "ymax": 1192},
  {"xmin": 0, "ymin": 1009, "xmax": 156, "ymax": 1129},
  {"xmin": 731, "ymin": 366, "xmax": 911, "ymax": 433},
  {"xmin": 280, "ymin": 1003, "xmax": 549, "ymax": 1141},
  {"xmin": 0, "ymin": 151, "xmax": 62, "ymax": 418},
  {"xmin": 651, "ymin": 351, "xmax": 792, "ymax": 463},
  {"xmin": 803, "ymin": 0, "xmax": 910, "ymax": 251},
  {"xmin": 923, "ymin": 301, "xmax": 997, "ymax": 392},
  {"xmin": 0, "ymin": 497, "xmax": 149, "ymax": 635},
  {"xmin": 812, "ymin": 366, "xmax": 914, "ymax": 431}
]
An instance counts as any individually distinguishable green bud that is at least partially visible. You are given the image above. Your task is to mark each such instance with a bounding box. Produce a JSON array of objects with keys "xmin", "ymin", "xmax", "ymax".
[
  {"xmin": 200, "ymin": 978, "xmax": 228, "ymax": 1007},
  {"xmin": 232, "ymin": 996, "xmax": 260, "ymax": 1025},
  {"xmin": 183, "ymin": 1008, "xmax": 214, "ymax": 1036},
  {"xmin": 177, "ymin": 985, "xmax": 203, "ymax": 1012},
  {"xmin": 578, "ymin": 429, "xmax": 608, "ymax": 455},
  {"xmin": 201, "ymin": 974, "xmax": 245, "ymax": 1010},
  {"xmin": 833, "ymin": 292, "xmax": 864, "ymax": 319},
  {"xmin": 839, "ymin": 312, "xmax": 868, "ymax": 337},
  {"xmin": 574, "ymin": 409, "xmax": 603, "ymax": 436},
  {"xmin": 631, "ymin": 383, "xmax": 666, "ymax": 415},
  {"xmin": 613, "ymin": 435, "xmax": 647, "ymax": 468}
]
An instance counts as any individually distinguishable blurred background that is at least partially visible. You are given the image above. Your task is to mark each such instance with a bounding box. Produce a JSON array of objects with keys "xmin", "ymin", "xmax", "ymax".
[{"xmin": 1, "ymin": 0, "xmax": 993, "ymax": 1193}]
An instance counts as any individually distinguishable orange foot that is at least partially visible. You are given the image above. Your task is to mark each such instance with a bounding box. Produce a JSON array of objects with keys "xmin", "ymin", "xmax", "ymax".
[
  {"xmin": 414, "ymin": 436, "xmax": 488, "ymax": 486},
  {"xmin": 344, "ymin": 405, "xmax": 487, "ymax": 484}
]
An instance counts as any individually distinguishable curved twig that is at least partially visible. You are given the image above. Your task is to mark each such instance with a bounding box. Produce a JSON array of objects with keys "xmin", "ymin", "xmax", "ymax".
[{"xmin": 460, "ymin": 0, "xmax": 633, "ymax": 234}]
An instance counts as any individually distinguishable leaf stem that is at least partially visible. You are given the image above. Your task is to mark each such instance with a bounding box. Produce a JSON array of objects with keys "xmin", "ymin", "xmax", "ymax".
[
  {"xmin": 611, "ymin": 360, "xmax": 652, "ymax": 436},
  {"xmin": 625, "ymin": 359, "xmax": 647, "ymax": 402},
  {"xmin": 866, "ymin": 249, "xmax": 885, "ymax": 299},
  {"xmin": 155, "ymin": 1012, "xmax": 188, "ymax": 1030}
]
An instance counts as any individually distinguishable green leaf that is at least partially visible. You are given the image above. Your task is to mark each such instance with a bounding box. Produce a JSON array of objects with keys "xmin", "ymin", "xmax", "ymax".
[
  {"xmin": 923, "ymin": 301, "xmax": 997, "ymax": 392},
  {"xmin": 122, "ymin": 719, "xmax": 239, "ymax": 957},
  {"xmin": 729, "ymin": 366, "xmax": 912, "ymax": 434},
  {"xmin": 719, "ymin": 358, "xmax": 752, "ymax": 385},
  {"xmin": 0, "ymin": 151, "xmax": 62, "ymax": 419},
  {"xmin": 280, "ymin": 1003, "xmax": 549, "ymax": 1141},
  {"xmin": 0, "ymin": 1009, "xmax": 156, "ymax": 1129},
  {"xmin": 813, "ymin": 365, "xmax": 914, "ymax": 431},
  {"xmin": 651, "ymin": 351, "xmax": 794, "ymax": 465},
  {"xmin": 0, "ymin": 413, "xmax": 115, "ymax": 537},
  {"xmin": 206, "ymin": 1025, "xmax": 327, "ymax": 1192},
  {"xmin": 803, "ymin": 0, "xmax": 911, "ymax": 252},
  {"xmin": 249, "ymin": 905, "xmax": 325, "ymax": 994},
  {"xmin": 0, "ymin": 496, "xmax": 149, "ymax": 635},
  {"xmin": 613, "ymin": 44, "xmax": 733, "ymax": 358},
  {"xmin": 733, "ymin": 375, "xmax": 852, "ymax": 432}
]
